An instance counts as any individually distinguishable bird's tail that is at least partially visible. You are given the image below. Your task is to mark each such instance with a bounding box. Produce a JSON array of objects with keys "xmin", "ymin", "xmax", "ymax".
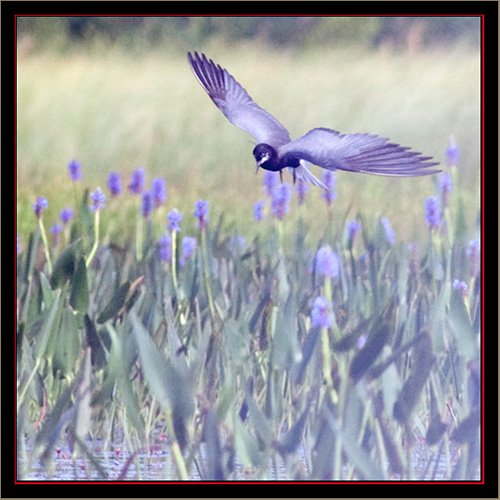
[{"xmin": 288, "ymin": 161, "xmax": 326, "ymax": 189}]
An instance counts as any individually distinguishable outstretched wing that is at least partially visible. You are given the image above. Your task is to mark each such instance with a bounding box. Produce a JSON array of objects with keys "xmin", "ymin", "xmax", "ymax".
[
  {"xmin": 188, "ymin": 52, "xmax": 291, "ymax": 148},
  {"xmin": 279, "ymin": 127, "xmax": 440, "ymax": 176}
]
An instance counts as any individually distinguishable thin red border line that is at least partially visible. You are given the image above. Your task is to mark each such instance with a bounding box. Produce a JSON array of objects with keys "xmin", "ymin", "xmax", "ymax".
[{"xmin": 15, "ymin": 14, "xmax": 486, "ymax": 485}]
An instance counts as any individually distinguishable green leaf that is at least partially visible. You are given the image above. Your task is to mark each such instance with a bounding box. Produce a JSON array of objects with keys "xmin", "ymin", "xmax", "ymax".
[
  {"xmin": 274, "ymin": 408, "xmax": 308, "ymax": 455},
  {"xmin": 349, "ymin": 321, "xmax": 390, "ymax": 383},
  {"xmin": 271, "ymin": 292, "xmax": 300, "ymax": 370},
  {"xmin": 429, "ymin": 281, "xmax": 450, "ymax": 353},
  {"xmin": 448, "ymin": 288, "xmax": 478, "ymax": 360},
  {"xmin": 39, "ymin": 272, "xmax": 55, "ymax": 309},
  {"xmin": 130, "ymin": 311, "xmax": 194, "ymax": 444},
  {"xmin": 69, "ymin": 257, "xmax": 89, "ymax": 315},
  {"xmin": 234, "ymin": 417, "xmax": 261, "ymax": 468},
  {"xmin": 53, "ymin": 307, "xmax": 80, "ymax": 378},
  {"xmin": 97, "ymin": 281, "xmax": 131, "ymax": 324},
  {"xmin": 50, "ymin": 239, "xmax": 81, "ymax": 288},
  {"xmin": 34, "ymin": 289, "xmax": 62, "ymax": 360}
]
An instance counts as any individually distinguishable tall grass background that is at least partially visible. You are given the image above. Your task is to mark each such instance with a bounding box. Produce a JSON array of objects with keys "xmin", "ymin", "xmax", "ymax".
[
  {"xmin": 16, "ymin": 30, "xmax": 481, "ymax": 481},
  {"xmin": 17, "ymin": 42, "xmax": 480, "ymax": 242}
]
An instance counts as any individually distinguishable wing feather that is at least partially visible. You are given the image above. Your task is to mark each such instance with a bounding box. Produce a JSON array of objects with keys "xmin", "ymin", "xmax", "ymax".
[
  {"xmin": 188, "ymin": 52, "xmax": 291, "ymax": 147},
  {"xmin": 279, "ymin": 128, "xmax": 440, "ymax": 176}
]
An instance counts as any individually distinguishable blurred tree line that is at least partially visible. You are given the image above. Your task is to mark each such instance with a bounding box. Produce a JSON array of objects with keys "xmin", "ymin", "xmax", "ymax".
[{"xmin": 17, "ymin": 16, "xmax": 480, "ymax": 52}]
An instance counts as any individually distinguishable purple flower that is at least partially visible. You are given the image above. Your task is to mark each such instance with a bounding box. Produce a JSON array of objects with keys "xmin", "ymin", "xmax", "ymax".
[
  {"xmin": 158, "ymin": 233, "xmax": 172, "ymax": 262},
  {"xmin": 295, "ymin": 179, "xmax": 309, "ymax": 205},
  {"xmin": 68, "ymin": 159, "xmax": 82, "ymax": 181},
  {"xmin": 129, "ymin": 167, "xmax": 145, "ymax": 195},
  {"xmin": 59, "ymin": 207, "xmax": 74, "ymax": 224},
  {"xmin": 466, "ymin": 240, "xmax": 480, "ymax": 278},
  {"xmin": 89, "ymin": 187, "xmax": 106, "ymax": 212},
  {"xmin": 452, "ymin": 279, "xmax": 469, "ymax": 297},
  {"xmin": 107, "ymin": 172, "xmax": 122, "ymax": 197},
  {"xmin": 141, "ymin": 190, "xmax": 153, "ymax": 217},
  {"xmin": 311, "ymin": 296, "xmax": 333, "ymax": 329},
  {"xmin": 271, "ymin": 183, "xmax": 291, "ymax": 220},
  {"xmin": 381, "ymin": 217, "xmax": 396, "ymax": 245},
  {"xmin": 445, "ymin": 135, "xmax": 459, "ymax": 167},
  {"xmin": 347, "ymin": 220, "xmax": 362, "ymax": 242},
  {"xmin": 151, "ymin": 178, "xmax": 167, "ymax": 208},
  {"xmin": 32, "ymin": 196, "xmax": 48, "ymax": 218},
  {"xmin": 321, "ymin": 171, "xmax": 337, "ymax": 205},
  {"xmin": 167, "ymin": 208, "xmax": 182, "ymax": 232},
  {"xmin": 253, "ymin": 200, "xmax": 265, "ymax": 222},
  {"xmin": 180, "ymin": 236, "xmax": 197, "ymax": 265},
  {"xmin": 50, "ymin": 222, "xmax": 63, "ymax": 242},
  {"xmin": 263, "ymin": 171, "xmax": 279, "ymax": 196},
  {"xmin": 315, "ymin": 246, "xmax": 340, "ymax": 278},
  {"xmin": 425, "ymin": 197, "xmax": 441, "ymax": 230},
  {"xmin": 194, "ymin": 200, "xmax": 209, "ymax": 231},
  {"xmin": 438, "ymin": 172, "xmax": 452, "ymax": 207}
]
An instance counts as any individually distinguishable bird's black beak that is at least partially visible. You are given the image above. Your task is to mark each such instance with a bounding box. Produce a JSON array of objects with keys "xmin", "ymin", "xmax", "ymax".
[{"xmin": 255, "ymin": 163, "xmax": 260, "ymax": 174}]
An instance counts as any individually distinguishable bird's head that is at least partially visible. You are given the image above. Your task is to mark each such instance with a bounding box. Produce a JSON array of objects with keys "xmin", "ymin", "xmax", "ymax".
[{"xmin": 253, "ymin": 144, "xmax": 279, "ymax": 172}]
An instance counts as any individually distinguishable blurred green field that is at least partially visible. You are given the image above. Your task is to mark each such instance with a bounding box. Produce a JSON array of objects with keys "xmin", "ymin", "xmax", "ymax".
[{"xmin": 16, "ymin": 42, "xmax": 480, "ymax": 243}]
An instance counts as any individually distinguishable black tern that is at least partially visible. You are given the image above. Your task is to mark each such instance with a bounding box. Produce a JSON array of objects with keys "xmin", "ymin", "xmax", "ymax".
[{"xmin": 188, "ymin": 52, "xmax": 440, "ymax": 187}]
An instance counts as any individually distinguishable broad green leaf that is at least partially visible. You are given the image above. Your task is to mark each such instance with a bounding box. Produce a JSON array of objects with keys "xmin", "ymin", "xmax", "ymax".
[
  {"xmin": 349, "ymin": 321, "xmax": 390, "ymax": 382},
  {"xmin": 69, "ymin": 257, "xmax": 89, "ymax": 315},
  {"xmin": 97, "ymin": 280, "xmax": 131, "ymax": 324},
  {"xmin": 448, "ymin": 288, "xmax": 478, "ymax": 360},
  {"xmin": 430, "ymin": 281, "xmax": 450, "ymax": 354},
  {"xmin": 234, "ymin": 417, "xmax": 261, "ymax": 468},
  {"xmin": 130, "ymin": 311, "xmax": 194, "ymax": 441},
  {"xmin": 271, "ymin": 292, "xmax": 300, "ymax": 370},
  {"xmin": 34, "ymin": 289, "xmax": 61, "ymax": 360},
  {"xmin": 52, "ymin": 307, "xmax": 80, "ymax": 378},
  {"xmin": 75, "ymin": 348, "xmax": 92, "ymax": 441},
  {"xmin": 50, "ymin": 239, "xmax": 81, "ymax": 288}
]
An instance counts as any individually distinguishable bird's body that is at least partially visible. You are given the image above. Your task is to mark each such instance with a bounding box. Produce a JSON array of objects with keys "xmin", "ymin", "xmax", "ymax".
[{"xmin": 188, "ymin": 52, "xmax": 440, "ymax": 187}]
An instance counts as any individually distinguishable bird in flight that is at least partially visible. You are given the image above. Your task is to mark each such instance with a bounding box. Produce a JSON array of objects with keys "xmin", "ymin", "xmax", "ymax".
[{"xmin": 188, "ymin": 52, "xmax": 440, "ymax": 188}]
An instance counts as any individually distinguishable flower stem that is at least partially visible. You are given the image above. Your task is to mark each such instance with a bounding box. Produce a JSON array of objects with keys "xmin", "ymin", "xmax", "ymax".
[
  {"xmin": 171, "ymin": 229, "xmax": 178, "ymax": 290},
  {"xmin": 86, "ymin": 210, "xmax": 100, "ymax": 268},
  {"xmin": 38, "ymin": 218, "xmax": 53, "ymax": 274},
  {"xmin": 201, "ymin": 229, "xmax": 215, "ymax": 319}
]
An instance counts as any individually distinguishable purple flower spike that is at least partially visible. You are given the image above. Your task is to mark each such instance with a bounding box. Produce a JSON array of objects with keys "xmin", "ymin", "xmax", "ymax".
[
  {"xmin": 466, "ymin": 240, "xmax": 480, "ymax": 278},
  {"xmin": 50, "ymin": 223, "xmax": 63, "ymax": 242},
  {"xmin": 107, "ymin": 172, "xmax": 122, "ymax": 197},
  {"xmin": 60, "ymin": 207, "xmax": 74, "ymax": 224},
  {"xmin": 425, "ymin": 197, "xmax": 441, "ymax": 230},
  {"xmin": 311, "ymin": 296, "xmax": 333, "ymax": 329},
  {"xmin": 32, "ymin": 196, "xmax": 49, "ymax": 218},
  {"xmin": 271, "ymin": 183, "xmax": 291, "ymax": 220},
  {"xmin": 89, "ymin": 187, "xmax": 106, "ymax": 212},
  {"xmin": 68, "ymin": 159, "xmax": 82, "ymax": 181},
  {"xmin": 315, "ymin": 245, "xmax": 340, "ymax": 278},
  {"xmin": 321, "ymin": 171, "xmax": 337, "ymax": 205},
  {"xmin": 167, "ymin": 208, "xmax": 183, "ymax": 232},
  {"xmin": 253, "ymin": 200, "xmax": 265, "ymax": 222},
  {"xmin": 445, "ymin": 135, "xmax": 459, "ymax": 167},
  {"xmin": 194, "ymin": 200, "xmax": 209, "ymax": 231},
  {"xmin": 381, "ymin": 217, "xmax": 396, "ymax": 245},
  {"xmin": 151, "ymin": 178, "xmax": 167, "ymax": 208},
  {"xmin": 141, "ymin": 190, "xmax": 153, "ymax": 218},
  {"xmin": 452, "ymin": 279, "xmax": 469, "ymax": 297},
  {"xmin": 129, "ymin": 167, "xmax": 146, "ymax": 195},
  {"xmin": 295, "ymin": 179, "xmax": 309, "ymax": 205},
  {"xmin": 438, "ymin": 172, "xmax": 452, "ymax": 207},
  {"xmin": 263, "ymin": 171, "xmax": 279, "ymax": 196},
  {"xmin": 180, "ymin": 236, "xmax": 197, "ymax": 265},
  {"xmin": 158, "ymin": 233, "xmax": 172, "ymax": 262},
  {"xmin": 347, "ymin": 220, "xmax": 362, "ymax": 242}
]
